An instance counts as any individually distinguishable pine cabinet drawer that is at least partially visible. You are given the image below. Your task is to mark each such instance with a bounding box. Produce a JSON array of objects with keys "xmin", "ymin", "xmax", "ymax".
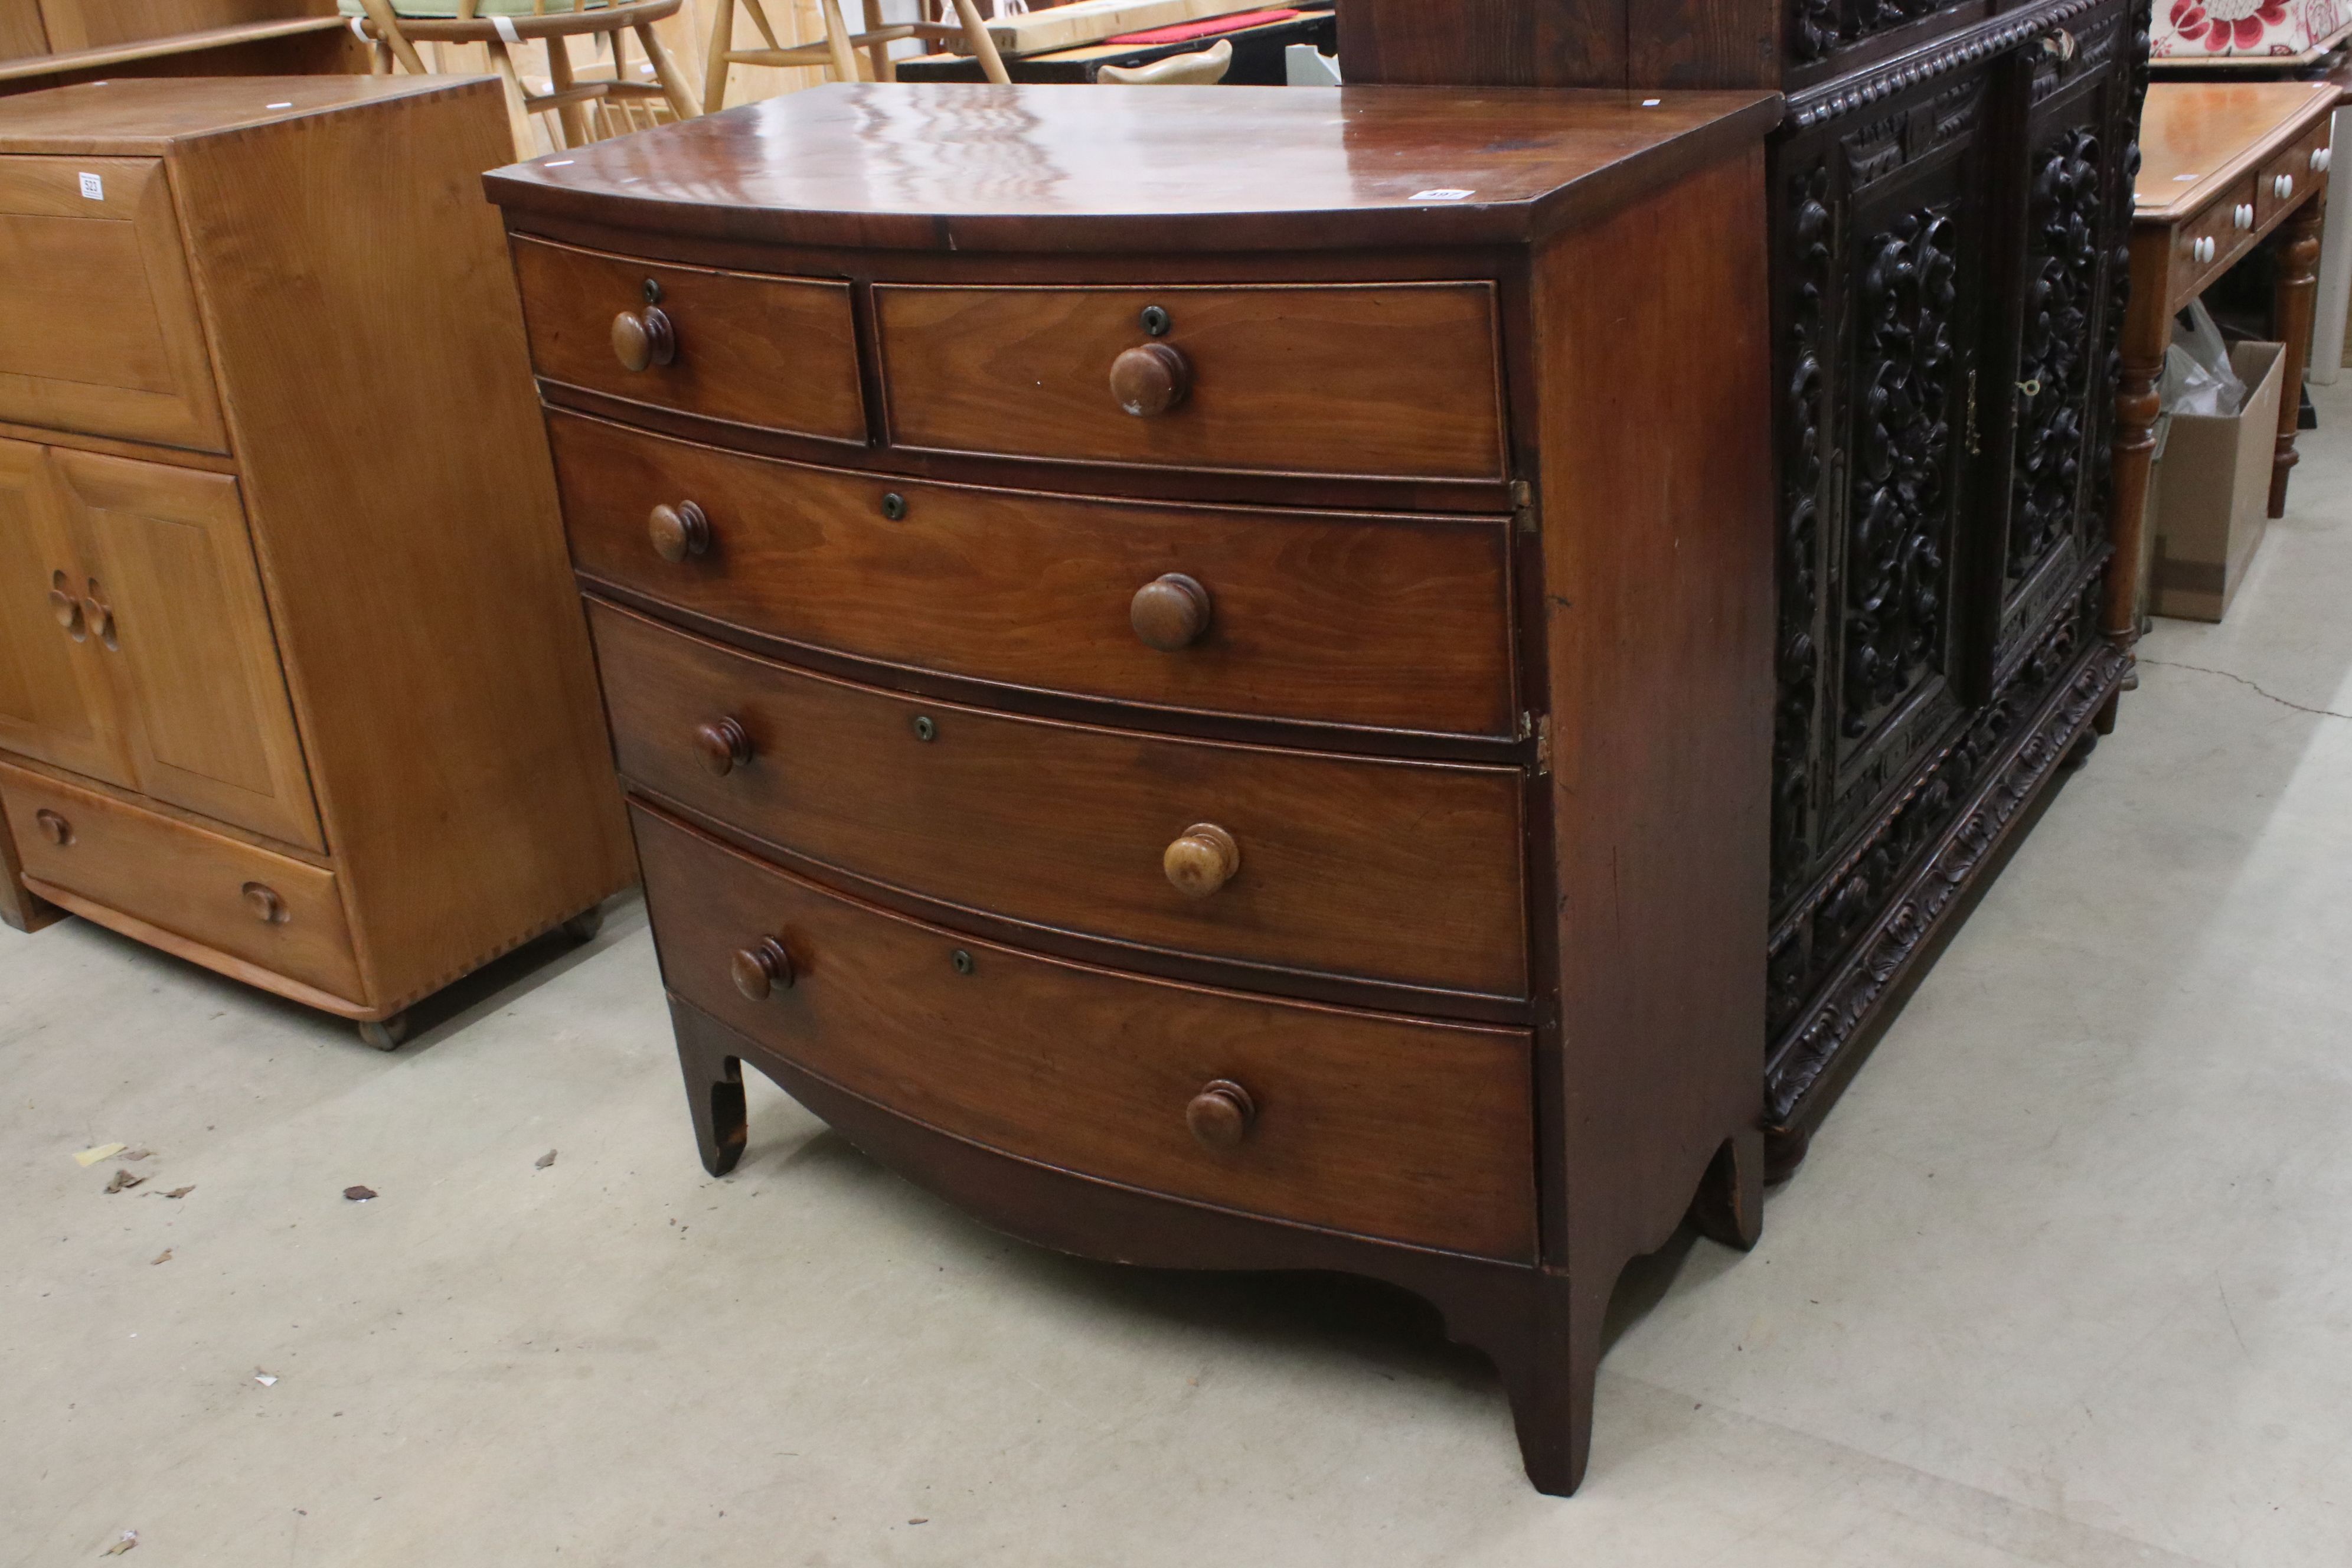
[
  {"xmin": 873, "ymin": 281, "xmax": 1507, "ymax": 481},
  {"xmin": 510, "ymin": 237, "xmax": 865, "ymax": 444},
  {"xmin": 635, "ymin": 803, "xmax": 1537, "ymax": 1260},
  {"xmin": 0, "ymin": 157, "xmax": 224, "ymax": 452},
  {"xmin": 0, "ymin": 763, "xmax": 364, "ymax": 1006},
  {"xmin": 549, "ymin": 411, "xmax": 1517, "ymax": 739},
  {"xmin": 589, "ymin": 601, "xmax": 1529, "ymax": 1002}
]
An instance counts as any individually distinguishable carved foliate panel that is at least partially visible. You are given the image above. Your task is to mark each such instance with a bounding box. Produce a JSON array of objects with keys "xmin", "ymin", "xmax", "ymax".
[
  {"xmin": 2006, "ymin": 125, "xmax": 2103, "ymax": 586},
  {"xmin": 1841, "ymin": 201, "xmax": 1962, "ymax": 743},
  {"xmin": 1772, "ymin": 158, "xmax": 1835, "ymax": 906},
  {"xmin": 1789, "ymin": 0, "xmax": 1979, "ymax": 67}
]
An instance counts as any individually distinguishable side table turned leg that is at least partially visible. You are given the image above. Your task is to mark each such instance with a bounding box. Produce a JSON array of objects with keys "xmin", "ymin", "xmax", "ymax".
[
  {"xmin": 2107, "ymin": 282, "xmax": 2169, "ymax": 661},
  {"xmin": 2270, "ymin": 200, "xmax": 2327, "ymax": 520}
]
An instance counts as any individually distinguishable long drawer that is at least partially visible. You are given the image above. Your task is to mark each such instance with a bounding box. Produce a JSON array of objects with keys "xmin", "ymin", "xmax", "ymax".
[
  {"xmin": 550, "ymin": 411, "xmax": 1518, "ymax": 739},
  {"xmin": 873, "ymin": 280, "xmax": 1507, "ymax": 481},
  {"xmin": 0, "ymin": 762, "xmax": 364, "ymax": 1005},
  {"xmin": 510, "ymin": 237, "xmax": 865, "ymax": 444},
  {"xmin": 590, "ymin": 600, "xmax": 1530, "ymax": 1001},
  {"xmin": 635, "ymin": 803, "xmax": 1537, "ymax": 1260}
]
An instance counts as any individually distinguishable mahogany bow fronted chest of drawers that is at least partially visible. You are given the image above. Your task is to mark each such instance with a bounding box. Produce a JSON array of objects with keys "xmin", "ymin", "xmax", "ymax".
[
  {"xmin": 489, "ymin": 83, "xmax": 1782, "ymax": 1494},
  {"xmin": 0, "ymin": 77, "xmax": 635, "ymax": 1041}
]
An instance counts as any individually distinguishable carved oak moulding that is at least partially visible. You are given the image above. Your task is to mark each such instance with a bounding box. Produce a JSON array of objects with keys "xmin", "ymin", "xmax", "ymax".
[
  {"xmin": 489, "ymin": 82, "xmax": 1783, "ymax": 1497},
  {"xmin": 1340, "ymin": 0, "xmax": 2150, "ymax": 1171}
]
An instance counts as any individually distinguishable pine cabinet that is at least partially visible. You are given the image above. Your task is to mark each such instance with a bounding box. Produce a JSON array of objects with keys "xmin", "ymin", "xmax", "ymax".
[{"xmin": 0, "ymin": 76, "xmax": 635, "ymax": 1029}]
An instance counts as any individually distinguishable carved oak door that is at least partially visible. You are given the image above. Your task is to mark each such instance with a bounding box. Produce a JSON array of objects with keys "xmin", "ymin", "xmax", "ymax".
[{"xmin": 1978, "ymin": 14, "xmax": 2135, "ymax": 691}]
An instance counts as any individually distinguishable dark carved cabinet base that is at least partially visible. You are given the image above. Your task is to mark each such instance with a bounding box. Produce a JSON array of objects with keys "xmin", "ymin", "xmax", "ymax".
[{"xmin": 1344, "ymin": 0, "xmax": 2154, "ymax": 1167}]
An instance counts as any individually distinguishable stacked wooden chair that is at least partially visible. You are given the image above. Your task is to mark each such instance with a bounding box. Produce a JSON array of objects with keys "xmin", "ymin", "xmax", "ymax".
[
  {"xmin": 704, "ymin": 0, "xmax": 1011, "ymax": 104},
  {"xmin": 344, "ymin": 0, "xmax": 700, "ymax": 151}
]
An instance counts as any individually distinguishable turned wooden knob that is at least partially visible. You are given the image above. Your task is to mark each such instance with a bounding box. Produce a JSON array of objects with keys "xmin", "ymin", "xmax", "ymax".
[
  {"xmin": 730, "ymin": 936, "xmax": 793, "ymax": 1000},
  {"xmin": 1110, "ymin": 342, "xmax": 1190, "ymax": 417},
  {"xmin": 81, "ymin": 596, "xmax": 112, "ymax": 645},
  {"xmin": 648, "ymin": 501, "xmax": 711, "ymax": 563},
  {"xmin": 1164, "ymin": 822, "xmax": 1240, "ymax": 899},
  {"xmin": 48, "ymin": 587, "xmax": 80, "ymax": 635},
  {"xmin": 694, "ymin": 716, "xmax": 753, "ymax": 776},
  {"xmin": 243, "ymin": 882, "xmax": 288, "ymax": 925},
  {"xmin": 1131, "ymin": 573, "xmax": 1212, "ymax": 651},
  {"xmin": 611, "ymin": 305, "xmax": 676, "ymax": 373},
  {"xmin": 32, "ymin": 808, "xmax": 69, "ymax": 846},
  {"xmin": 1187, "ymin": 1079, "xmax": 1256, "ymax": 1149}
]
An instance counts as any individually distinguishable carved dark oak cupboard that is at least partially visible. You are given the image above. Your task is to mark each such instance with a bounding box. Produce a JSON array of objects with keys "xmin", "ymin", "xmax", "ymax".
[
  {"xmin": 492, "ymin": 84, "xmax": 1782, "ymax": 1495},
  {"xmin": 1344, "ymin": 0, "xmax": 2152, "ymax": 1170}
]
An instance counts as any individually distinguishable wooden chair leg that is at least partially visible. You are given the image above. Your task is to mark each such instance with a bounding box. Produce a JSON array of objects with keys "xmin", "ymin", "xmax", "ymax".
[
  {"xmin": 634, "ymin": 19, "xmax": 701, "ymax": 119},
  {"xmin": 541, "ymin": 33, "xmax": 597, "ymax": 150},
  {"xmin": 950, "ymin": 0, "xmax": 1010, "ymax": 84},
  {"xmin": 355, "ymin": 0, "xmax": 431, "ymax": 74},
  {"xmin": 816, "ymin": 0, "xmax": 860, "ymax": 82},
  {"xmin": 702, "ymin": 0, "xmax": 737, "ymax": 114},
  {"xmin": 862, "ymin": 0, "xmax": 896, "ymax": 80},
  {"xmin": 485, "ymin": 37, "xmax": 543, "ymax": 159}
]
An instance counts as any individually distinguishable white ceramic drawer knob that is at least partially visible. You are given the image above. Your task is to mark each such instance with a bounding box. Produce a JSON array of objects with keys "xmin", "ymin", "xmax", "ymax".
[
  {"xmin": 2312, "ymin": 146, "xmax": 2333, "ymax": 172},
  {"xmin": 2236, "ymin": 203, "xmax": 2254, "ymax": 231},
  {"xmin": 2277, "ymin": 173, "xmax": 2295, "ymax": 201}
]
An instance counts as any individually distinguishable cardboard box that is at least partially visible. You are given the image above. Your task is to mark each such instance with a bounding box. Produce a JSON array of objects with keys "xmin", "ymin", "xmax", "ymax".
[{"xmin": 2151, "ymin": 339, "xmax": 2284, "ymax": 623}]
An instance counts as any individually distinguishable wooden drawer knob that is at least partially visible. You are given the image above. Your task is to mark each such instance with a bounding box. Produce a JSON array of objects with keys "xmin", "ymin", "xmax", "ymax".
[
  {"xmin": 730, "ymin": 936, "xmax": 794, "ymax": 1000},
  {"xmin": 1164, "ymin": 822, "xmax": 1240, "ymax": 899},
  {"xmin": 32, "ymin": 808, "xmax": 70, "ymax": 846},
  {"xmin": 1131, "ymin": 573, "xmax": 1212, "ymax": 651},
  {"xmin": 1110, "ymin": 342, "xmax": 1191, "ymax": 417},
  {"xmin": 694, "ymin": 716, "xmax": 753, "ymax": 775},
  {"xmin": 1187, "ymin": 1079, "xmax": 1256, "ymax": 1149},
  {"xmin": 243, "ymin": 882, "xmax": 289, "ymax": 925},
  {"xmin": 611, "ymin": 305, "xmax": 677, "ymax": 373},
  {"xmin": 648, "ymin": 501, "xmax": 711, "ymax": 562},
  {"xmin": 48, "ymin": 586, "xmax": 81, "ymax": 636}
]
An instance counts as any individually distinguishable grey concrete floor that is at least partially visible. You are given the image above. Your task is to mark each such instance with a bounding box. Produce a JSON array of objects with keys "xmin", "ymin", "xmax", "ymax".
[{"xmin": 8, "ymin": 397, "xmax": 2352, "ymax": 1568}]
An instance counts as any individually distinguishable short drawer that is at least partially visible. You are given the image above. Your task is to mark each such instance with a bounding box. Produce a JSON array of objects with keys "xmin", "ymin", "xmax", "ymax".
[
  {"xmin": 589, "ymin": 602, "xmax": 1529, "ymax": 1001},
  {"xmin": 0, "ymin": 763, "xmax": 364, "ymax": 1005},
  {"xmin": 873, "ymin": 281, "xmax": 1507, "ymax": 481},
  {"xmin": 0, "ymin": 157, "xmax": 224, "ymax": 452},
  {"xmin": 2255, "ymin": 119, "xmax": 2332, "ymax": 228},
  {"xmin": 550, "ymin": 411, "xmax": 1517, "ymax": 739},
  {"xmin": 2178, "ymin": 175, "xmax": 2259, "ymax": 296},
  {"xmin": 509, "ymin": 236, "xmax": 865, "ymax": 443},
  {"xmin": 635, "ymin": 804, "xmax": 1537, "ymax": 1260}
]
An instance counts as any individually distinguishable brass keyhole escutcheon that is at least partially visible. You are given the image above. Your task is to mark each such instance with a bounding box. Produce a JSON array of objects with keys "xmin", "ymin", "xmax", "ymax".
[
  {"xmin": 912, "ymin": 715, "xmax": 937, "ymax": 743},
  {"xmin": 1139, "ymin": 303, "xmax": 1171, "ymax": 337},
  {"xmin": 950, "ymin": 948, "xmax": 974, "ymax": 975},
  {"xmin": 881, "ymin": 492, "xmax": 907, "ymax": 521}
]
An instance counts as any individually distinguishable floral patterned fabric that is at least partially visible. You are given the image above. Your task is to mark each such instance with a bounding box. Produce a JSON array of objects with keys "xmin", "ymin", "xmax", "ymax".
[{"xmin": 2156, "ymin": 0, "xmax": 2352, "ymax": 55}]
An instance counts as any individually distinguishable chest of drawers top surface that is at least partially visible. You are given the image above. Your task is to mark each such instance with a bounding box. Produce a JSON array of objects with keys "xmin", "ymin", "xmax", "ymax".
[{"xmin": 485, "ymin": 82, "xmax": 1780, "ymax": 252}]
